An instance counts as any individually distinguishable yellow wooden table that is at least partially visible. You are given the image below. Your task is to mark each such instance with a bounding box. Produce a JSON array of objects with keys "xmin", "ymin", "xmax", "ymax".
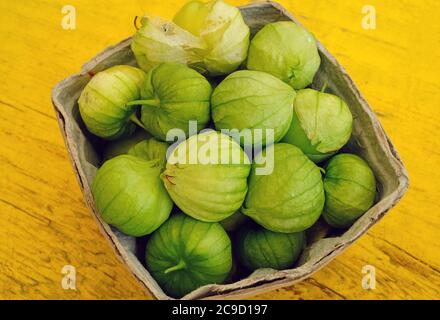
[{"xmin": 0, "ymin": 0, "xmax": 439, "ymax": 299}]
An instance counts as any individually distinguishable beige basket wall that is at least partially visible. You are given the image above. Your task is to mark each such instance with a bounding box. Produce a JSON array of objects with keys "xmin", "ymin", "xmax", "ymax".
[{"xmin": 51, "ymin": 1, "xmax": 409, "ymax": 300}]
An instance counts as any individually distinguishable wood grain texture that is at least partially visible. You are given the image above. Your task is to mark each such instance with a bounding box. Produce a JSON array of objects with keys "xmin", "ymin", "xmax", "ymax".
[{"xmin": 0, "ymin": 0, "xmax": 439, "ymax": 299}]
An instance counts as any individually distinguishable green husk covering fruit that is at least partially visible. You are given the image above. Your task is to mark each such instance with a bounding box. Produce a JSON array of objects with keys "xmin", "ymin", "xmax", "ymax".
[
  {"xmin": 282, "ymin": 88, "xmax": 353, "ymax": 163},
  {"xmin": 145, "ymin": 214, "xmax": 232, "ymax": 298},
  {"xmin": 102, "ymin": 129, "xmax": 150, "ymax": 161},
  {"xmin": 242, "ymin": 144, "xmax": 325, "ymax": 233},
  {"xmin": 78, "ymin": 65, "xmax": 146, "ymax": 140},
  {"xmin": 237, "ymin": 224, "xmax": 305, "ymax": 270},
  {"xmin": 323, "ymin": 154, "xmax": 376, "ymax": 228},
  {"xmin": 76, "ymin": 1, "xmax": 382, "ymax": 298},
  {"xmin": 132, "ymin": 0, "xmax": 249, "ymax": 76},
  {"xmin": 137, "ymin": 62, "xmax": 212, "ymax": 141},
  {"xmin": 91, "ymin": 155, "xmax": 173, "ymax": 236},
  {"xmin": 162, "ymin": 130, "xmax": 251, "ymax": 222},
  {"xmin": 211, "ymin": 70, "xmax": 296, "ymax": 147},
  {"xmin": 247, "ymin": 21, "xmax": 321, "ymax": 90},
  {"xmin": 131, "ymin": 15, "xmax": 204, "ymax": 74},
  {"xmin": 173, "ymin": 0, "xmax": 250, "ymax": 76},
  {"xmin": 127, "ymin": 138, "xmax": 169, "ymax": 170}
]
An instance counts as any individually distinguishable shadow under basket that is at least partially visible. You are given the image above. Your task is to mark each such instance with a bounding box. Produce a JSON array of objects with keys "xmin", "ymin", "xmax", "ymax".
[{"xmin": 51, "ymin": 1, "xmax": 409, "ymax": 300}]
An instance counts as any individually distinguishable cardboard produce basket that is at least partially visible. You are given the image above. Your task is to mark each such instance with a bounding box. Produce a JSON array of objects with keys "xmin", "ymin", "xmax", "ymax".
[{"xmin": 51, "ymin": 1, "xmax": 409, "ymax": 299}]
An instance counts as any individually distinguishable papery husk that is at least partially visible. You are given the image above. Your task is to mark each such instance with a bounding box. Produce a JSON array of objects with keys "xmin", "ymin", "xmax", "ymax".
[{"xmin": 131, "ymin": 15, "xmax": 206, "ymax": 73}]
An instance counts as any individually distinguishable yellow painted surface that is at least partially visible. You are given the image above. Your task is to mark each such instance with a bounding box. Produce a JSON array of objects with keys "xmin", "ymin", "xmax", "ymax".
[{"xmin": 0, "ymin": 0, "xmax": 439, "ymax": 299}]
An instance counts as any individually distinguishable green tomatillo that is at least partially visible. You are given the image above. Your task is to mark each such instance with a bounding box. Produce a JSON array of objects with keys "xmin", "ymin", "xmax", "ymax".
[
  {"xmin": 242, "ymin": 143, "xmax": 325, "ymax": 233},
  {"xmin": 323, "ymin": 153, "xmax": 376, "ymax": 228},
  {"xmin": 247, "ymin": 21, "xmax": 321, "ymax": 90},
  {"xmin": 101, "ymin": 129, "xmax": 150, "ymax": 161},
  {"xmin": 128, "ymin": 138, "xmax": 169, "ymax": 170},
  {"xmin": 173, "ymin": 0, "xmax": 250, "ymax": 75},
  {"xmin": 282, "ymin": 88, "xmax": 353, "ymax": 163},
  {"xmin": 128, "ymin": 63, "xmax": 212, "ymax": 141},
  {"xmin": 131, "ymin": 0, "xmax": 249, "ymax": 76},
  {"xmin": 211, "ymin": 70, "xmax": 296, "ymax": 148},
  {"xmin": 91, "ymin": 155, "xmax": 173, "ymax": 236},
  {"xmin": 162, "ymin": 130, "xmax": 251, "ymax": 222},
  {"xmin": 78, "ymin": 65, "xmax": 147, "ymax": 140},
  {"xmin": 131, "ymin": 15, "xmax": 205, "ymax": 73},
  {"xmin": 145, "ymin": 213, "xmax": 232, "ymax": 298},
  {"xmin": 236, "ymin": 224, "xmax": 306, "ymax": 271}
]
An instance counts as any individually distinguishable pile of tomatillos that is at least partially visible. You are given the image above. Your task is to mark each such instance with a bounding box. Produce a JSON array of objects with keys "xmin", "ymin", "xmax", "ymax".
[{"xmin": 78, "ymin": 0, "xmax": 377, "ymax": 298}]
